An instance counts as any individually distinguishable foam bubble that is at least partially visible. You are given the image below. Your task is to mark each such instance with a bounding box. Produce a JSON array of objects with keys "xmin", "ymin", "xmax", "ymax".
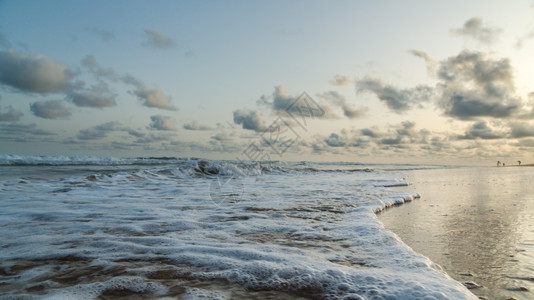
[{"xmin": 0, "ymin": 160, "xmax": 476, "ymax": 299}]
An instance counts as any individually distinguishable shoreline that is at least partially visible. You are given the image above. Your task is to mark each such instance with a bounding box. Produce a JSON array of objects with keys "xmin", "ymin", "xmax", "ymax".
[{"xmin": 378, "ymin": 166, "xmax": 534, "ymax": 300}]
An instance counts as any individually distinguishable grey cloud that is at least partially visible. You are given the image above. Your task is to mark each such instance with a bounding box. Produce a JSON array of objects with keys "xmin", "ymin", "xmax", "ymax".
[
  {"xmin": 183, "ymin": 121, "xmax": 213, "ymax": 131},
  {"xmin": 82, "ymin": 55, "xmax": 118, "ymax": 79},
  {"xmin": 88, "ymin": 28, "xmax": 115, "ymax": 42},
  {"xmin": 82, "ymin": 56, "xmax": 177, "ymax": 111},
  {"xmin": 134, "ymin": 132, "xmax": 172, "ymax": 144},
  {"xmin": 319, "ymin": 91, "xmax": 367, "ymax": 119},
  {"xmin": 396, "ymin": 121, "xmax": 417, "ymax": 137},
  {"xmin": 458, "ymin": 121, "xmax": 504, "ymax": 140},
  {"xmin": 0, "ymin": 123, "xmax": 55, "ymax": 138},
  {"xmin": 134, "ymin": 87, "xmax": 177, "ymax": 111},
  {"xmin": 437, "ymin": 50, "xmax": 520, "ymax": 120},
  {"xmin": 77, "ymin": 121, "xmax": 124, "ymax": 140},
  {"xmin": 30, "ymin": 100, "xmax": 71, "ymax": 119},
  {"xmin": 408, "ymin": 49, "xmax": 437, "ymax": 76},
  {"xmin": 324, "ymin": 133, "xmax": 346, "ymax": 147},
  {"xmin": 450, "ymin": 17, "xmax": 501, "ymax": 44},
  {"xmin": 149, "ymin": 115, "xmax": 176, "ymax": 131},
  {"xmin": 374, "ymin": 121, "xmax": 429, "ymax": 146},
  {"xmin": 258, "ymin": 86, "xmax": 333, "ymax": 119},
  {"xmin": 510, "ymin": 122, "xmax": 534, "ymax": 138},
  {"xmin": 514, "ymin": 138, "xmax": 534, "ymax": 147},
  {"xmin": 209, "ymin": 133, "xmax": 242, "ymax": 153},
  {"xmin": 329, "ymin": 75, "xmax": 353, "ymax": 86},
  {"xmin": 127, "ymin": 129, "xmax": 146, "ymax": 138},
  {"xmin": 443, "ymin": 96, "xmax": 519, "ymax": 119},
  {"xmin": 342, "ymin": 104, "xmax": 368, "ymax": 119},
  {"xmin": 211, "ymin": 132, "xmax": 234, "ymax": 142},
  {"xmin": 69, "ymin": 91, "xmax": 116, "ymax": 108},
  {"xmin": 233, "ymin": 109, "xmax": 266, "ymax": 132},
  {"xmin": 360, "ymin": 127, "xmax": 382, "ymax": 138},
  {"xmin": 0, "ymin": 107, "xmax": 23, "ymax": 122},
  {"xmin": 143, "ymin": 29, "xmax": 175, "ymax": 49},
  {"xmin": 379, "ymin": 136, "xmax": 403, "ymax": 145},
  {"xmin": 438, "ymin": 51, "xmax": 513, "ymax": 86},
  {"xmin": 94, "ymin": 121, "xmax": 124, "ymax": 131},
  {"xmin": 0, "ymin": 51, "xmax": 70, "ymax": 93},
  {"xmin": 355, "ymin": 77, "xmax": 433, "ymax": 113}
]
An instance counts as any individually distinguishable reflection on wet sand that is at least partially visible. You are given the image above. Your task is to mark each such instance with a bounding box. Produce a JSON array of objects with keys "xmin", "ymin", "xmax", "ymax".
[{"xmin": 379, "ymin": 166, "xmax": 534, "ymax": 300}]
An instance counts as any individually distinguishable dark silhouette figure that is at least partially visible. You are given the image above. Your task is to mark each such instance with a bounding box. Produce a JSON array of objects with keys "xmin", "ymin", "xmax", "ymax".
[
  {"xmin": 518, "ymin": 160, "xmax": 522, "ymax": 166},
  {"xmin": 497, "ymin": 161, "xmax": 501, "ymax": 167}
]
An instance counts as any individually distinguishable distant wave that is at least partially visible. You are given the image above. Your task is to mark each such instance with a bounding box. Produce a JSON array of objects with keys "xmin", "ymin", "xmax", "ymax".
[
  {"xmin": 0, "ymin": 154, "xmax": 187, "ymax": 166},
  {"xmin": 0, "ymin": 155, "xmax": 451, "ymax": 179}
]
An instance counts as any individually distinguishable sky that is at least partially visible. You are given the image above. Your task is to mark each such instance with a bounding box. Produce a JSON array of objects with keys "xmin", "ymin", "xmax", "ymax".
[{"xmin": 1, "ymin": 0, "xmax": 534, "ymax": 164}]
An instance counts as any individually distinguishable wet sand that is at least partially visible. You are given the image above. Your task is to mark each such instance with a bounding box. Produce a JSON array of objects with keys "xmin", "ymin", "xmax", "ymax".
[{"xmin": 378, "ymin": 166, "xmax": 534, "ymax": 299}]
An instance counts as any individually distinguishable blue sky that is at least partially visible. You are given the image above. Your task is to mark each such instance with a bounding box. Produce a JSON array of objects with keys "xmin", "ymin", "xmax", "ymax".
[{"xmin": 1, "ymin": 0, "xmax": 533, "ymax": 164}]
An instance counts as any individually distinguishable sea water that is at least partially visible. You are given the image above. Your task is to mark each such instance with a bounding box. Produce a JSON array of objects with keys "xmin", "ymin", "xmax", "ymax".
[{"xmin": 0, "ymin": 155, "xmax": 476, "ymax": 299}]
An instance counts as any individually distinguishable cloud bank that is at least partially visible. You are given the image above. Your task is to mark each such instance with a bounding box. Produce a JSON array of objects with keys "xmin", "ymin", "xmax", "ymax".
[{"xmin": 0, "ymin": 51, "xmax": 70, "ymax": 93}]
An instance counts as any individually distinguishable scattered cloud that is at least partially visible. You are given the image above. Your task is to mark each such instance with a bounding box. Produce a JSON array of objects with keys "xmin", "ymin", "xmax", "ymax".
[
  {"xmin": 457, "ymin": 121, "xmax": 505, "ymax": 140},
  {"xmin": 133, "ymin": 87, "xmax": 177, "ymax": 111},
  {"xmin": 134, "ymin": 132, "xmax": 172, "ymax": 144},
  {"xmin": 0, "ymin": 106, "xmax": 23, "ymax": 122},
  {"xmin": 318, "ymin": 91, "xmax": 368, "ymax": 119},
  {"xmin": 514, "ymin": 138, "xmax": 534, "ymax": 148},
  {"xmin": 82, "ymin": 55, "xmax": 118, "ymax": 79},
  {"xmin": 323, "ymin": 133, "xmax": 346, "ymax": 147},
  {"xmin": 233, "ymin": 109, "xmax": 266, "ymax": 132},
  {"xmin": 88, "ymin": 28, "xmax": 115, "ymax": 42},
  {"xmin": 355, "ymin": 76, "xmax": 433, "ymax": 113},
  {"xmin": 509, "ymin": 121, "xmax": 534, "ymax": 138},
  {"xmin": 149, "ymin": 115, "xmax": 176, "ymax": 131},
  {"xmin": 329, "ymin": 74, "xmax": 353, "ymax": 86},
  {"xmin": 408, "ymin": 49, "xmax": 438, "ymax": 76},
  {"xmin": 258, "ymin": 85, "xmax": 338, "ymax": 119},
  {"xmin": 77, "ymin": 121, "xmax": 124, "ymax": 140},
  {"xmin": 68, "ymin": 91, "xmax": 117, "ymax": 108},
  {"xmin": 0, "ymin": 51, "xmax": 71, "ymax": 93},
  {"xmin": 183, "ymin": 120, "xmax": 214, "ymax": 131},
  {"xmin": 143, "ymin": 29, "xmax": 175, "ymax": 49},
  {"xmin": 360, "ymin": 127, "xmax": 382, "ymax": 138},
  {"xmin": 30, "ymin": 100, "xmax": 71, "ymax": 119},
  {"xmin": 81, "ymin": 57, "xmax": 178, "ymax": 111},
  {"xmin": 450, "ymin": 17, "xmax": 502, "ymax": 44},
  {"xmin": 342, "ymin": 105, "xmax": 368, "ymax": 119},
  {"xmin": 437, "ymin": 50, "xmax": 520, "ymax": 120},
  {"xmin": 0, "ymin": 123, "xmax": 56, "ymax": 139}
]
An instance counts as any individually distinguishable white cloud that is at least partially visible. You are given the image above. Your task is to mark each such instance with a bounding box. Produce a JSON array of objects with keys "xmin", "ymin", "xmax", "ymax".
[{"xmin": 149, "ymin": 115, "xmax": 176, "ymax": 131}]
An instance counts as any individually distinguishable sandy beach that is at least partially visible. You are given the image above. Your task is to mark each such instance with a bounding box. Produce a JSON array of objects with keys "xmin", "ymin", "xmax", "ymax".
[{"xmin": 379, "ymin": 166, "xmax": 534, "ymax": 300}]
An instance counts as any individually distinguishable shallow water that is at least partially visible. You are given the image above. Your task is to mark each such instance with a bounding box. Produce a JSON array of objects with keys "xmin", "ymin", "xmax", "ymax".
[
  {"xmin": 0, "ymin": 157, "xmax": 477, "ymax": 299},
  {"xmin": 379, "ymin": 166, "xmax": 534, "ymax": 300}
]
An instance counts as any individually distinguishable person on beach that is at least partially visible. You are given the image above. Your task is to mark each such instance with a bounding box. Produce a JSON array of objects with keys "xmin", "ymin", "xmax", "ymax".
[
  {"xmin": 497, "ymin": 161, "xmax": 501, "ymax": 167},
  {"xmin": 518, "ymin": 160, "xmax": 522, "ymax": 166}
]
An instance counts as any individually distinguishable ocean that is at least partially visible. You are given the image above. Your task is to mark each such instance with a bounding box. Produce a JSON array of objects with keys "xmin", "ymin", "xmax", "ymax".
[{"xmin": 0, "ymin": 155, "xmax": 478, "ymax": 299}]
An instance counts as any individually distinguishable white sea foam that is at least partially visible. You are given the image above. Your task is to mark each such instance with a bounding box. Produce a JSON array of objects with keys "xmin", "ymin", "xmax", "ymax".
[{"xmin": 0, "ymin": 157, "xmax": 477, "ymax": 299}]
